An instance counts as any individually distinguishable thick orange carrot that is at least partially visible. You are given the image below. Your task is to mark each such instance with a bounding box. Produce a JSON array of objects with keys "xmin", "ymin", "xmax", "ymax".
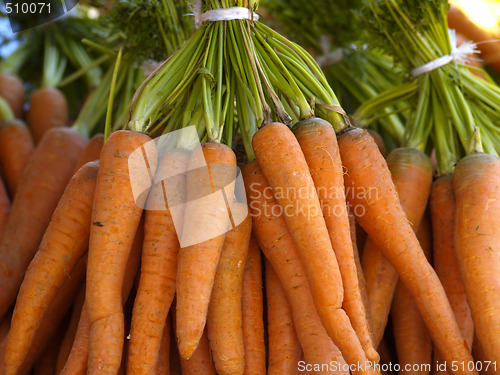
[
  {"xmin": 127, "ymin": 149, "xmax": 189, "ymax": 375},
  {"xmin": 179, "ymin": 328, "xmax": 217, "ymax": 375},
  {"xmin": 0, "ymin": 179, "xmax": 8, "ymax": 238},
  {"xmin": 0, "ymin": 128, "xmax": 87, "ymax": 321},
  {"xmin": 0, "ymin": 119, "xmax": 34, "ymax": 197},
  {"xmin": 294, "ymin": 118, "xmax": 378, "ymax": 363},
  {"xmin": 392, "ymin": 216, "xmax": 433, "ymax": 374},
  {"xmin": 33, "ymin": 322, "xmax": 66, "ymax": 375},
  {"xmin": 62, "ymin": 220, "xmax": 144, "ymax": 375},
  {"xmin": 5, "ymin": 161, "xmax": 98, "ymax": 375},
  {"xmin": 26, "ymin": 87, "xmax": 68, "ymax": 143},
  {"xmin": 453, "ymin": 153, "xmax": 500, "ymax": 365},
  {"xmin": 266, "ymin": 261, "xmax": 301, "ymax": 375},
  {"xmin": 207, "ymin": 203, "xmax": 251, "ymax": 375},
  {"xmin": 74, "ymin": 134, "xmax": 104, "ymax": 172},
  {"xmin": 156, "ymin": 313, "xmax": 171, "ymax": 375},
  {"xmin": 361, "ymin": 147, "xmax": 433, "ymax": 346},
  {"xmin": 242, "ymin": 160, "xmax": 348, "ymax": 375},
  {"xmin": 0, "ymin": 73, "xmax": 25, "ymax": 118},
  {"xmin": 253, "ymin": 123, "xmax": 375, "ymax": 375},
  {"xmin": 338, "ymin": 127, "xmax": 476, "ymax": 375},
  {"xmin": 176, "ymin": 142, "xmax": 237, "ymax": 359},
  {"xmin": 56, "ymin": 285, "xmax": 86, "ymax": 374},
  {"xmin": 16, "ymin": 255, "xmax": 87, "ymax": 375},
  {"xmin": 86, "ymin": 127, "xmax": 152, "ymax": 375},
  {"xmin": 242, "ymin": 236, "xmax": 266, "ymax": 375}
]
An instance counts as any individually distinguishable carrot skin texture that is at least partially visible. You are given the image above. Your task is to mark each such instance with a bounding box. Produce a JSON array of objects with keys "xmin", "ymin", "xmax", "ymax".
[
  {"xmin": 0, "ymin": 180, "xmax": 8, "ymax": 238},
  {"xmin": 362, "ymin": 147, "xmax": 433, "ymax": 346},
  {"xmin": 0, "ymin": 119, "xmax": 34, "ymax": 196},
  {"xmin": 0, "ymin": 73, "xmax": 25, "ymax": 118},
  {"xmin": 453, "ymin": 153, "xmax": 500, "ymax": 364},
  {"xmin": 294, "ymin": 118, "xmax": 378, "ymax": 363},
  {"xmin": 27, "ymin": 87, "xmax": 68, "ymax": 143},
  {"xmin": 392, "ymin": 216, "xmax": 433, "ymax": 374},
  {"xmin": 86, "ymin": 130, "xmax": 155, "ymax": 375},
  {"xmin": 5, "ymin": 162, "xmax": 98, "ymax": 375},
  {"xmin": 338, "ymin": 127, "xmax": 476, "ymax": 375},
  {"xmin": 0, "ymin": 127, "xmax": 87, "ymax": 321},
  {"xmin": 179, "ymin": 328, "xmax": 217, "ymax": 375},
  {"xmin": 207, "ymin": 204, "xmax": 251, "ymax": 375},
  {"xmin": 176, "ymin": 142, "xmax": 236, "ymax": 359},
  {"xmin": 74, "ymin": 134, "xmax": 104, "ymax": 172},
  {"xmin": 242, "ymin": 161, "xmax": 348, "ymax": 375},
  {"xmin": 128, "ymin": 149, "xmax": 189, "ymax": 375},
  {"xmin": 242, "ymin": 236, "xmax": 266, "ymax": 375},
  {"xmin": 266, "ymin": 261, "xmax": 301, "ymax": 375}
]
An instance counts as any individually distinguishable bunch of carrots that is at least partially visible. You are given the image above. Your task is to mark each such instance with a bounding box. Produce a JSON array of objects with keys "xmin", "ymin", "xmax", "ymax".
[{"xmin": 0, "ymin": 0, "xmax": 499, "ymax": 374}]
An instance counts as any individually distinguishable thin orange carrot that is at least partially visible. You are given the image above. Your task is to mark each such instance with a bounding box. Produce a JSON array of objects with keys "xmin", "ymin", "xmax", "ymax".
[
  {"xmin": 176, "ymin": 142, "xmax": 237, "ymax": 359},
  {"xmin": 242, "ymin": 236, "xmax": 266, "ymax": 375},
  {"xmin": 156, "ymin": 313, "xmax": 171, "ymax": 375},
  {"xmin": 242, "ymin": 160, "xmax": 348, "ymax": 375},
  {"xmin": 453, "ymin": 153, "xmax": 500, "ymax": 365},
  {"xmin": 0, "ymin": 119, "xmax": 34, "ymax": 197},
  {"xmin": 85, "ymin": 130, "xmax": 154, "ymax": 375},
  {"xmin": 0, "ymin": 128, "xmax": 87, "ymax": 321},
  {"xmin": 207, "ymin": 203, "xmax": 251, "ymax": 375},
  {"xmin": 391, "ymin": 216, "xmax": 433, "ymax": 374},
  {"xmin": 0, "ymin": 179, "xmax": 8, "ymax": 238},
  {"xmin": 266, "ymin": 260, "xmax": 301, "ymax": 375},
  {"xmin": 127, "ymin": 149, "xmax": 189, "ymax": 375},
  {"xmin": 294, "ymin": 118, "xmax": 378, "ymax": 363},
  {"xmin": 26, "ymin": 87, "xmax": 68, "ymax": 143},
  {"xmin": 361, "ymin": 147, "xmax": 433, "ymax": 347},
  {"xmin": 74, "ymin": 133, "xmax": 104, "ymax": 172},
  {"xmin": 179, "ymin": 328, "xmax": 217, "ymax": 375},
  {"xmin": 33, "ymin": 321, "xmax": 67, "ymax": 375},
  {"xmin": 338, "ymin": 127, "xmax": 476, "ymax": 375},
  {"xmin": 253, "ymin": 123, "xmax": 375, "ymax": 375}
]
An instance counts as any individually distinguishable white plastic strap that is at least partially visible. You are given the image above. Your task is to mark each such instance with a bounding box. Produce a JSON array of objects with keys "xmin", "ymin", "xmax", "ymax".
[
  {"xmin": 411, "ymin": 29, "xmax": 478, "ymax": 77},
  {"xmin": 190, "ymin": 0, "xmax": 259, "ymax": 28}
]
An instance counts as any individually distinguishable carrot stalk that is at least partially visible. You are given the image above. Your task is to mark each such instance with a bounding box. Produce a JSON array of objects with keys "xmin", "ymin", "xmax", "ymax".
[
  {"xmin": 242, "ymin": 236, "xmax": 266, "ymax": 375},
  {"xmin": 253, "ymin": 123, "xmax": 376, "ymax": 375},
  {"xmin": 338, "ymin": 127, "xmax": 477, "ymax": 375},
  {"xmin": 0, "ymin": 127, "xmax": 87, "ymax": 321}
]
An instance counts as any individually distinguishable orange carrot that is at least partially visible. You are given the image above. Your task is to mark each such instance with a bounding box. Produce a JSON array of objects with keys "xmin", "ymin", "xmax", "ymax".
[
  {"xmin": 0, "ymin": 119, "xmax": 34, "ymax": 197},
  {"xmin": 0, "ymin": 179, "xmax": 8, "ymax": 238},
  {"xmin": 62, "ymin": 219, "xmax": 144, "ymax": 375},
  {"xmin": 56, "ymin": 285, "xmax": 86, "ymax": 374},
  {"xmin": 207, "ymin": 203, "xmax": 251, "ymax": 375},
  {"xmin": 0, "ymin": 128, "xmax": 87, "ymax": 321},
  {"xmin": 86, "ymin": 129, "xmax": 152, "ymax": 375},
  {"xmin": 453, "ymin": 153, "xmax": 500, "ymax": 365},
  {"xmin": 294, "ymin": 118, "xmax": 378, "ymax": 363},
  {"xmin": 176, "ymin": 142, "xmax": 237, "ymax": 359},
  {"xmin": 242, "ymin": 160, "xmax": 348, "ymax": 375},
  {"xmin": 266, "ymin": 260, "xmax": 301, "ymax": 375},
  {"xmin": 242, "ymin": 236, "xmax": 266, "ymax": 375},
  {"xmin": 253, "ymin": 123, "xmax": 375, "ymax": 375},
  {"xmin": 26, "ymin": 87, "xmax": 68, "ymax": 144},
  {"xmin": 179, "ymin": 328, "xmax": 217, "ymax": 375},
  {"xmin": 361, "ymin": 147, "xmax": 433, "ymax": 346},
  {"xmin": 367, "ymin": 129, "xmax": 386, "ymax": 158},
  {"xmin": 127, "ymin": 149, "xmax": 189, "ymax": 375},
  {"xmin": 33, "ymin": 321, "xmax": 67, "ymax": 375},
  {"xmin": 338, "ymin": 127, "xmax": 476, "ymax": 375},
  {"xmin": 156, "ymin": 313, "xmax": 171, "ymax": 375},
  {"xmin": 16, "ymin": 255, "xmax": 87, "ymax": 375},
  {"xmin": 431, "ymin": 175, "xmax": 474, "ymax": 374},
  {"xmin": 472, "ymin": 334, "xmax": 497, "ymax": 375},
  {"xmin": 0, "ymin": 73, "xmax": 25, "ymax": 119},
  {"xmin": 74, "ymin": 134, "xmax": 104, "ymax": 172},
  {"xmin": 391, "ymin": 215, "xmax": 433, "ymax": 374},
  {"xmin": 4, "ymin": 161, "xmax": 98, "ymax": 375}
]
